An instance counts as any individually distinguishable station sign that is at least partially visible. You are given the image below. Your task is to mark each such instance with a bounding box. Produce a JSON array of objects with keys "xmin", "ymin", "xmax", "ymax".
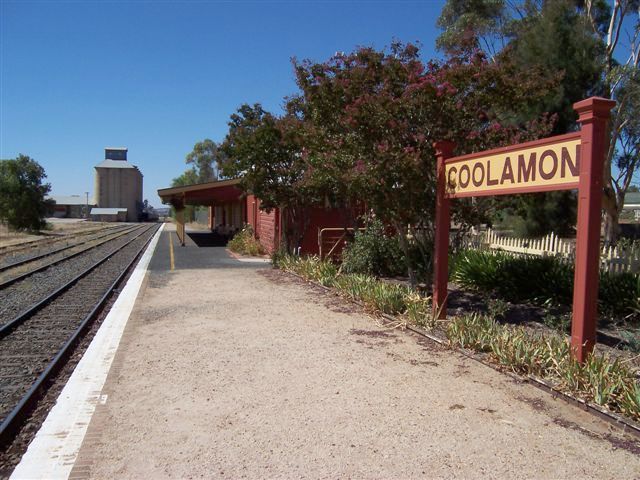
[
  {"xmin": 444, "ymin": 133, "xmax": 581, "ymax": 198},
  {"xmin": 432, "ymin": 97, "xmax": 616, "ymax": 363}
]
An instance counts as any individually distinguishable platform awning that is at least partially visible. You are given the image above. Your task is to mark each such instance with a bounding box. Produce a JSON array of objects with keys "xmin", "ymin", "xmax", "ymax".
[
  {"xmin": 157, "ymin": 178, "xmax": 243, "ymax": 208},
  {"xmin": 158, "ymin": 178, "xmax": 245, "ymax": 246}
]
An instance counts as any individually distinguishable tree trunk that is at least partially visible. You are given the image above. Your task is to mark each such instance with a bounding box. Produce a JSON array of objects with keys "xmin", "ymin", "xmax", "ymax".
[
  {"xmin": 393, "ymin": 221, "xmax": 417, "ymax": 287},
  {"xmin": 603, "ymin": 210, "xmax": 619, "ymax": 246},
  {"xmin": 602, "ymin": 184, "xmax": 620, "ymax": 246},
  {"xmin": 601, "ymin": 113, "xmax": 618, "ymax": 246}
]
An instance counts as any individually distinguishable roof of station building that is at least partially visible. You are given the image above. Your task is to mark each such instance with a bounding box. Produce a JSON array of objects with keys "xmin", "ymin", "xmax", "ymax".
[
  {"xmin": 47, "ymin": 195, "xmax": 95, "ymax": 206},
  {"xmin": 157, "ymin": 178, "xmax": 243, "ymax": 207}
]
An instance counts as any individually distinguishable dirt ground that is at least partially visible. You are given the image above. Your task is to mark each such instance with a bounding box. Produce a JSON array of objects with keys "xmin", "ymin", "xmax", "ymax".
[
  {"xmin": 77, "ymin": 260, "xmax": 640, "ymax": 479},
  {"xmin": 0, "ymin": 219, "xmax": 106, "ymax": 248},
  {"xmin": 0, "ymin": 224, "xmax": 44, "ymax": 247}
]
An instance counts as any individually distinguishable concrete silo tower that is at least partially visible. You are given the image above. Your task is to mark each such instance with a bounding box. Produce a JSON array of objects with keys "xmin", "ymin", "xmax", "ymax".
[{"xmin": 94, "ymin": 147, "xmax": 143, "ymax": 222}]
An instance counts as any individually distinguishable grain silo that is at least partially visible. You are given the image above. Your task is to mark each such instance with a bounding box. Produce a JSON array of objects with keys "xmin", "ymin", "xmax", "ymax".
[{"xmin": 94, "ymin": 147, "xmax": 143, "ymax": 222}]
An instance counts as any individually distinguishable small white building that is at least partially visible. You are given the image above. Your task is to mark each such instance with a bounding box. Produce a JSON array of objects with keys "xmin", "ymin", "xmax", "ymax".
[{"xmin": 90, "ymin": 207, "xmax": 128, "ymax": 222}]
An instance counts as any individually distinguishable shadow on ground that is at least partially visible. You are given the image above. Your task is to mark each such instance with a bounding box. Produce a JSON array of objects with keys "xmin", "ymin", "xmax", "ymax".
[{"xmin": 186, "ymin": 232, "xmax": 228, "ymax": 247}]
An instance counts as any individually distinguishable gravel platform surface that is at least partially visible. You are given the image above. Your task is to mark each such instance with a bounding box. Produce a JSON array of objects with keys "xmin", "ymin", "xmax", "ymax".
[{"xmin": 76, "ymin": 249, "xmax": 640, "ymax": 479}]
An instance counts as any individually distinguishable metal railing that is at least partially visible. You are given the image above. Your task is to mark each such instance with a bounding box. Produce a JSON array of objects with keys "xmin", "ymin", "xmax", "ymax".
[{"xmin": 318, "ymin": 227, "xmax": 362, "ymax": 260}]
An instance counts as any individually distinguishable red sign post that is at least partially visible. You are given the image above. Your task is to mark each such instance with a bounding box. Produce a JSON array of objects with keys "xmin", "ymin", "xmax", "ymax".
[{"xmin": 433, "ymin": 97, "xmax": 616, "ymax": 362}]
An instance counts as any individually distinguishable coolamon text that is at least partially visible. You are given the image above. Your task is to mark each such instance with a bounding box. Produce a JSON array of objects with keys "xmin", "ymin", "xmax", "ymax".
[{"xmin": 445, "ymin": 138, "xmax": 580, "ymax": 198}]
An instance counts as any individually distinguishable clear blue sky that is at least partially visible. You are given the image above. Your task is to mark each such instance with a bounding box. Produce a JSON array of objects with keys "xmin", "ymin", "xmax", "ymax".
[{"xmin": 1, "ymin": 0, "xmax": 445, "ymax": 207}]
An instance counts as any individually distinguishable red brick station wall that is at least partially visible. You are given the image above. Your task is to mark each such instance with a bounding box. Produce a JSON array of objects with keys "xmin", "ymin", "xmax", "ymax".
[
  {"xmin": 220, "ymin": 194, "xmax": 349, "ymax": 255},
  {"xmin": 164, "ymin": 182, "xmax": 352, "ymax": 255}
]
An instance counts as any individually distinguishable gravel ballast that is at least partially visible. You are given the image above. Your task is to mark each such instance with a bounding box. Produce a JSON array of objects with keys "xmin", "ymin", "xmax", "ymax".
[{"xmin": 76, "ymin": 259, "xmax": 640, "ymax": 479}]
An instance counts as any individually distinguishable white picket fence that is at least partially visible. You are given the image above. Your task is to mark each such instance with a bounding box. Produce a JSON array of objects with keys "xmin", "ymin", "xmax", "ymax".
[{"xmin": 460, "ymin": 228, "xmax": 640, "ymax": 274}]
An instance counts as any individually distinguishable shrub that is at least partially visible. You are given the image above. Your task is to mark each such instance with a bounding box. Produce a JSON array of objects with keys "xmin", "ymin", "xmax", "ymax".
[
  {"xmin": 298, "ymin": 256, "xmax": 339, "ymax": 287},
  {"xmin": 271, "ymin": 248, "xmax": 289, "ymax": 268},
  {"xmin": 405, "ymin": 292, "xmax": 433, "ymax": 327},
  {"xmin": 361, "ymin": 281, "xmax": 409, "ymax": 315},
  {"xmin": 621, "ymin": 330, "xmax": 640, "ymax": 352},
  {"xmin": 450, "ymin": 249, "xmax": 504, "ymax": 293},
  {"xmin": 334, "ymin": 274, "xmax": 409, "ymax": 314},
  {"xmin": 451, "ymin": 249, "xmax": 640, "ymax": 319},
  {"xmin": 489, "ymin": 326, "xmax": 562, "ymax": 376},
  {"xmin": 598, "ymin": 272, "xmax": 639, "ymax": 318},
  {"xmin": 341, "ymin": 217, "xmax": 405, "ymax": 277},
  {"xmin": 276, "ymin": 255, "xmax": 432, "ymax": 318},
  {"xmin": 542, "ymin": 312, "xmax": 572, "ymax": 333},
  {"xmin": 228, "ymin": 224, "xmax": 265, "ymax": 256}
]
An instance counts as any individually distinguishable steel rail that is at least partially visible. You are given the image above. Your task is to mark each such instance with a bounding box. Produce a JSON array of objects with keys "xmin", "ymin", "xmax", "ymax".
[
  {"xmin": 0, "ymin": 224, "xmax": 160, "ymax": 447},
  {"xmin": 0, "ymin": 225, "xmax": 146, "ymax": 290},
  {"xmin": 0, "ymin": 225, "xmax": 134, "ymax": 273},
  {"xmin": 0, "ymin": 225, "xmax": 155, "ymax": 338}
]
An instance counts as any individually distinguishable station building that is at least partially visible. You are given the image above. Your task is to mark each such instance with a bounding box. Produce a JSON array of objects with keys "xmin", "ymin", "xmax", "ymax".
[
  {"xmin": 47, "ymin": 195, "xmax": 95, "ymax": 218},
  {"xmin": 157, "ymin": 178, "xmax": 354, "ymax": 257},
  {"xmin": 94, "ymin": 148, "xmax": 143, "ymax": 222}
]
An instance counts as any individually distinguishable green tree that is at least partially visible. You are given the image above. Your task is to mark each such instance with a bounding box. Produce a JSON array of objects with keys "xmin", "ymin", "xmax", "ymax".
[
  {"xmin": 185, "ymin": 139, "xmax": 222, "ymax": 183},
  {"xmin": 507, "ymin": 0, "xmax": 604, "ymax": 133},
  {"xmin": 436, "ymin": 0, "xmax": 508, "ymax": 59},
  {"xmin": 606, "ymin": 63, "xmax": 640, "ymax": 231},
  {"xmin": 171, "ymin": 168, "xmax": 199, "ymax": 187},
  {"xmin": 170, "ymin": 168, "xmax": 199, "ymax": 221},
  {"xmin": 501, "ymin": 1, "xmax": 604, "ymax": 235},
  {"xmin": 438, "ymin": 0, "xmax": 640, "ymax": 241},
  {"xmin": 220, "ymin": 104, "xmax": 318, "ymax": 252},
  {"xmin": 0, "ymin": 155, "xmax": 53, "ymax": 231}
]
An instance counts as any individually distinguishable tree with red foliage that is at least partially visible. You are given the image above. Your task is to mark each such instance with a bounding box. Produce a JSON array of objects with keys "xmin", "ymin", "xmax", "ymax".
[{"xmin": 292, "ymin": 42, "xmax": 556, "ymax": 284}]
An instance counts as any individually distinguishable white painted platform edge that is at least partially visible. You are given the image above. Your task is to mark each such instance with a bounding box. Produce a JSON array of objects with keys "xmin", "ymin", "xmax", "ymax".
[{"xmin": 10, "ymin": 224, "xmax": 165, "ymax": 480}]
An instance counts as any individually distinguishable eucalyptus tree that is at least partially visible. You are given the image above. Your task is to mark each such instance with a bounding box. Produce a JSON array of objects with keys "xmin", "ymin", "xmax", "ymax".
[{"xmin": 437, "ymin": 0, "xmax": 640, "ymax": 242}]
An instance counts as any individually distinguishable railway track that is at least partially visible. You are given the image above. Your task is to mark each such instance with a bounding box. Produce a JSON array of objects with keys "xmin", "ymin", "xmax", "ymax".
[
  {"xmin": 0, "ymin": 225, "xmax": 151, "ymax": 325},
  {"xmin": 0, "ymin": 224, "xmax": 131, "ymax": 272},
  {"xmin": 0, "ymin": 225, "xmax": 139, "ymax": 289},
  {"xmin": 0, "ymin": 223, "xmax": 161, "ymax": 446}
]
